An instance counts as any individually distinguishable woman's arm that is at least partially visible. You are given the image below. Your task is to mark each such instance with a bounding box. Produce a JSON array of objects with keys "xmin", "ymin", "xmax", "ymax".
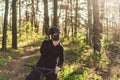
[
  {"xmin": 40, "ymin": 40, "xmax": 52, "ymax": 54},
  {"xmin": 57, "ymin": 47, "xmax": 64, "ymax": 68}
]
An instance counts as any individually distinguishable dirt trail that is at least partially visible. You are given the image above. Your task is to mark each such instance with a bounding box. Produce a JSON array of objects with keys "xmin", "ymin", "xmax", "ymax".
[{"xmin": 0, "ymin": 46, "xmax": 40, "ymax": 80}]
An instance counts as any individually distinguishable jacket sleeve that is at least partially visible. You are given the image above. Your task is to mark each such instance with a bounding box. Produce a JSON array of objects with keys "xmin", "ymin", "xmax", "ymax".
[
  {"xmin": 40, "ymin": 40, "xmax": 51, "ymax": 54},
  {"xmin": 57, "ymin": 47, "xmax": 64, "ymax": 68}
]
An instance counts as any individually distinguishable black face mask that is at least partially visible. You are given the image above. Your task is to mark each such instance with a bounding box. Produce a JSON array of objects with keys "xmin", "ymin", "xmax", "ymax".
[{"xmin": 52, "ymin": 35, "xmax": 59, "ymax": 41}]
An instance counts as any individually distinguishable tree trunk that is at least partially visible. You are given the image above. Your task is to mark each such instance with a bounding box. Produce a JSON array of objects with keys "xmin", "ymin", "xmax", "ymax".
[
  {"xmin": 35, "ymin": 0, "xmax": 39, "ymax": 32},
  {"xmin": 25, "ymin": 0, "xmax": 30, "ymax": 22},
  {"xmin": 53, "ymin": 0, "xmax": 58, "ymax": 26},
  {"xmin": 70, "ymin": 0, "xmax": 74, "ymax": 39},
  {"xmin": 43, "ymin": 0, "xmax": 49, "ymax": 37},
  {"xmin": 64, "ymin": 3, "xmax": 68, "ymax": 37},
  {"xmin": 36, "ymin": 0, "xmax": 39, "ymax": 11},
  {"xmin": 118, "ymin": 0, "xmax": 120, "ymax": 24},
  {"xmin": 2, "ymin": 0, "xmax": 9, "ymax": 51},
  {"xmin": 19, "ymin": 0, "xmax": 21, "ymax": 27},
  {"xmin": 100, "ymin": 0, "xmax": 105, "ymax": 21},
  {"xmin": 74, "ymin": 0, "xmax": 78, "ymax": 37},
  {"xmin": 31, "ymin": 0, "xmax": 35, "ymax": 27},
  {"xmin": 118, "ymin": 0, "xmax": 120, "ymax": 42},
  {"xmin": 12, "ymin": 0, "xmax": 17, "ymax": 49},
  {"xmin": 87, "ymin": 0, "xmax": 93, "ymax": 46},
  {"xmin": 92, "ymin": 0, "xmax": 101, "ymax": 52}
]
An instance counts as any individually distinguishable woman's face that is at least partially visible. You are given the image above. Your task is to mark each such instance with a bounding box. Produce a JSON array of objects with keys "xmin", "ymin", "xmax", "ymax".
[{"xmin": 52, "ymin": 33, "xmax": 60, "ymax": 41}]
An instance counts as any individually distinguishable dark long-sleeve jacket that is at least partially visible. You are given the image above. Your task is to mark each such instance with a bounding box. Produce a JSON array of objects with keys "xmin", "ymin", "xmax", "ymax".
[{"xmin": 36, "ymin": 40, "xmax": 64, "ymax": 69}]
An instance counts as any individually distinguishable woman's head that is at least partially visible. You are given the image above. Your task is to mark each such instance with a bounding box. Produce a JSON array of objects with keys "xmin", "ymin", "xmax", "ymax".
[
  {"xmin": 49, "ymin": 26, "xmax": 61, "ymax": 41},
  {"xmin": 49, "ymin": 26, "xmax": 60, "ymax": 35}
]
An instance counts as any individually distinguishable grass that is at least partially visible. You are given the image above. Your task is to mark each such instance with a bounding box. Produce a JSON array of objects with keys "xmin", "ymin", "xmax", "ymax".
[{"xmin": 0, "ymin": 74, "xmax": 9, "ymax": 80}]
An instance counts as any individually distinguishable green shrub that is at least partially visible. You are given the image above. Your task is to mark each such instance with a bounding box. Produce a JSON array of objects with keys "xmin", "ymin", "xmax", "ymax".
[
  {"xmin": 0, "ymin": 74, "xmax": 9, "ymax": 80},
  {"xmin": 7, "ymin": 56, "xmax": 13, "ymax": 62},
  {"xmin": 16, "ymin": 48, "xmax": 24, "ymax": 55},
  {"xmin": 111, "ymin": 75, "xmax": 120, "ymax": 80},
  {"xmin": 0, "ymin": 58, "xmax": 7, "ymax": 66}
]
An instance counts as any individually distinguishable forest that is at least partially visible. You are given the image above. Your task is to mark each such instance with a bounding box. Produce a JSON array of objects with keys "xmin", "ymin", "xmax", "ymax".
[{"xmin": 0, "ymin": 0, "xmax": 120, "ymax": 80}]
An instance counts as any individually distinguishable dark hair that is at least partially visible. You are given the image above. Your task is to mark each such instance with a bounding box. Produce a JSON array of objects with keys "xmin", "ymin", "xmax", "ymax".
[{"xmin": 49, "ymin": 26, "xmax": 60, "ymax": 35}]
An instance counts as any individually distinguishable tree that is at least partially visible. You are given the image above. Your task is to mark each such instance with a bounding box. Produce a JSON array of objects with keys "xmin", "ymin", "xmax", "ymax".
[
  {"xmin": 35, "ymin": 0, "xmax": 39, "ymax": 32},
  {"xmin": 74, "ymin": 0, "xmax": 78, "ymax": 37},
  {"xmin": 87, "ymin": 0, "xmax": 93, "ymax": 46},
  {"xmin": 118, "ymin": 0, "xmax": 120, "ymax": 21},
  {"xmin": 53, "ymin": 0, "xmax": 58, "ymax": 26},
  {"xmin": 31, "ymin": 0, "xmax": 35, "ymax": 26},
  {"xmin": 25, "ymin": 0, "xmax": 29, "ymax": 22},
  {"xmin": 70, "ymin": 0, "xmax": 74, "ymax": 38},
  {"xmin": 43, "ymin": 0, "xmax": 49, "ymax": 36},
  {"xmin": 2, "ymin": 0, "xmax": 9, "ymax": 51},
  {"xmin": 12, "ymin": 0, "xmax": 17, "ymax": 49},
  {"xmin": 92, "ymin": 0, "xmax": 102, "ymax": 52},
  {"xmin": 64, "ymin": 1, "xmax": 68, "ymax": 37},
  {"xmin": 19, "ymin": 0, "xmax": 22, "ymax": 27}
]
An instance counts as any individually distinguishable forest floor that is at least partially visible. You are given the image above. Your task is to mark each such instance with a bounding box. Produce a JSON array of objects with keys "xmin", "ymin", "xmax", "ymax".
[{"xmin": 0, "ymin": 42, "xmax": 120, "ymax": 80}]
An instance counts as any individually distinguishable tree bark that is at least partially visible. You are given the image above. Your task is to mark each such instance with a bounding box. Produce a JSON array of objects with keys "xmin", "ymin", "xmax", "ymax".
[
  {"xmin": 118, "ymin": 0, "xmax": 120, "ymax": 41},
  {"xmin": 2, "ymin": 0, "xmax": 9, "ymax": 51},
  {"xmin": 12, "ymin": 0, "xmax": 17, "ymax": 49},
  {"xmin": 74, "ymin": 0, "xmax": 78, "ymax": 37},
  {"xmin": 64, "ymin": 3, "xmax": 68, "ymax": 37},
  {"xmin": 19, "ymin": 0, "xmax": 21, "ymax": 27},
  {"xmin": 53, "ymin": 0, "xmax": 58, "ymax": 26},
  {"xmin": 92, "ymin": 0, "xmax": 101, "ymax": 52},
  {"xmin": 31, "ymin": 0, "xmax": 35, "ymax": 27},
  {"xmin": 25, "ymin": 0, "xmax": 29, "ymax": 22},
  {"xmin": 43, "ymin": 0, "xmax": 49, "ymax": 36},
  {"xmin": 70, "ymin": 0, "xmax": 74, "ymax": 39},
  {"xmin": 87, "ymin": 0, "xmax": 93, "ymax": 46}
]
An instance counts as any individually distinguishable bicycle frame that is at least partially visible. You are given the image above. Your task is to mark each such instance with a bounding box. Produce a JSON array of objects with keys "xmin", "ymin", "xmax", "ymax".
[{"xmin": 25, "ymin": 64, "xmax": 55, "ymax": 80}]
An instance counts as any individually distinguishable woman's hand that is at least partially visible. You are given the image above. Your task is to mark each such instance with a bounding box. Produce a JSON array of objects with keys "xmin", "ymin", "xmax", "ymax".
[{"xmin": 55, "ymin": 66, "xmax": 61, "ymax": 74}]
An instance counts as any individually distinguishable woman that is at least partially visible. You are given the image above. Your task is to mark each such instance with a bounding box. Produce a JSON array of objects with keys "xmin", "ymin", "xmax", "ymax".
[{"xmin": 25, "ymin": 26, "xmax": 64, "ymax": 80}]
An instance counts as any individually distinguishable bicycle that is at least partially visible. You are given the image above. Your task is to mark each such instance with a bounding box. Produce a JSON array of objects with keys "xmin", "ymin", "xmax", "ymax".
[{"xmin": 24, "ymin": 64, "xmax": 55, "ymax": 80}]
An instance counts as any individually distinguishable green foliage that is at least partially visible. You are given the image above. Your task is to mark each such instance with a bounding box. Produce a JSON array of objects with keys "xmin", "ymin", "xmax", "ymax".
[
  {"xmin": 17, "ymin": 21, "xmax": 41, "ymax": 47},
  {"xmin": 25, "ymin": 56, "xmax": 39, "ymax": 71},
  {"xmin": 68, "ymin": 33, "xmax": 90, "ymax": 56},
  {"xmin": 1, "ymin": 21, "xmax": 41, "ymax": 48},
  {"xmin": 6, "ymin": 30, "xmax": 12, "ymax": 47},
  {"xmin": 18, "ymin": 22, "xmax": 39, "ymax": 41},
  {"xmin": 58, "ymin": 64, "xmax": 102, "ymax": 80},
  {"xmin": 108, "ymin": 42, "xmax": 120, "ymax": 53},
  {"xmin": 7, "ymin": 56, "xmax": 13, "ymax": 62},
  {"xmin": 58, "ymin": 64, "xmax": 75, "ymax": 78},
  {"xmin": 25, "ymin": 65, "xmax": 33, "ymax": 72},
  {"xmin": 62, "ymin": 36, "xmax": 111, "ymax": 79},
  {"xmin": 0, "ymin": 56, "xmax": 13, "ymax": 66},
  {"xmin": 90, "ymin": 74, "xmax": 102, "ymax": 80},
  {"xmin": 0, "ymin": 58, "xmax": 7, "ymax": 66},
  {"xmin": 111, "ymin": 75, "xmax": 120, "ymax": 80},
  {"xmin": 64, "ymin": 68, "xmax": 90, "ymax": 80},
  {"xmin": 99, "ymin": 58, "xmax": 110, "ymax": 69},
  {"xmin": 0, "ymin": 74, "xmax": 9, "ymax": 80},
  {"xmin": 30, "ymin": 46, "xmax": 34, "ymax": 49},
  {"xmin": 16, "ymin": 48, "xmax": 24, "ymax": 55}
]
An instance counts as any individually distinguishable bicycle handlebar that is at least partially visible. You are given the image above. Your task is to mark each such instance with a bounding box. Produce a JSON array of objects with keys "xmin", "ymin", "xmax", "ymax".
[
  {"xmin": 24, "ymin": 64, "xmax": 63, "ymax": 76},
  {"xmin": 24, "ymin": 64, "xmax": 55, "ymax": 71}
]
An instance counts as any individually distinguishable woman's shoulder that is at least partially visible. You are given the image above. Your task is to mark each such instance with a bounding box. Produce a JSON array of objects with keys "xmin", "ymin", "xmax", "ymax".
[
  {"xmin": 43, "ymin": 39, "xmax": 52, "ymax": 44},
  {"xmin": 59, "ymin": 43, "xmax": 64, "ymax": 50}
]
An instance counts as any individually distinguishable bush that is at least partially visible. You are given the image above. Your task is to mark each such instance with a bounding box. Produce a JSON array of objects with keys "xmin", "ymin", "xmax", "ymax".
[
  {"xmin": 0, "ymin": 74, "xmax": 9, "ymax": 80},
  {"xmin": 0, "ymin": 58, "xmax": 7, "ymax": 66}
]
